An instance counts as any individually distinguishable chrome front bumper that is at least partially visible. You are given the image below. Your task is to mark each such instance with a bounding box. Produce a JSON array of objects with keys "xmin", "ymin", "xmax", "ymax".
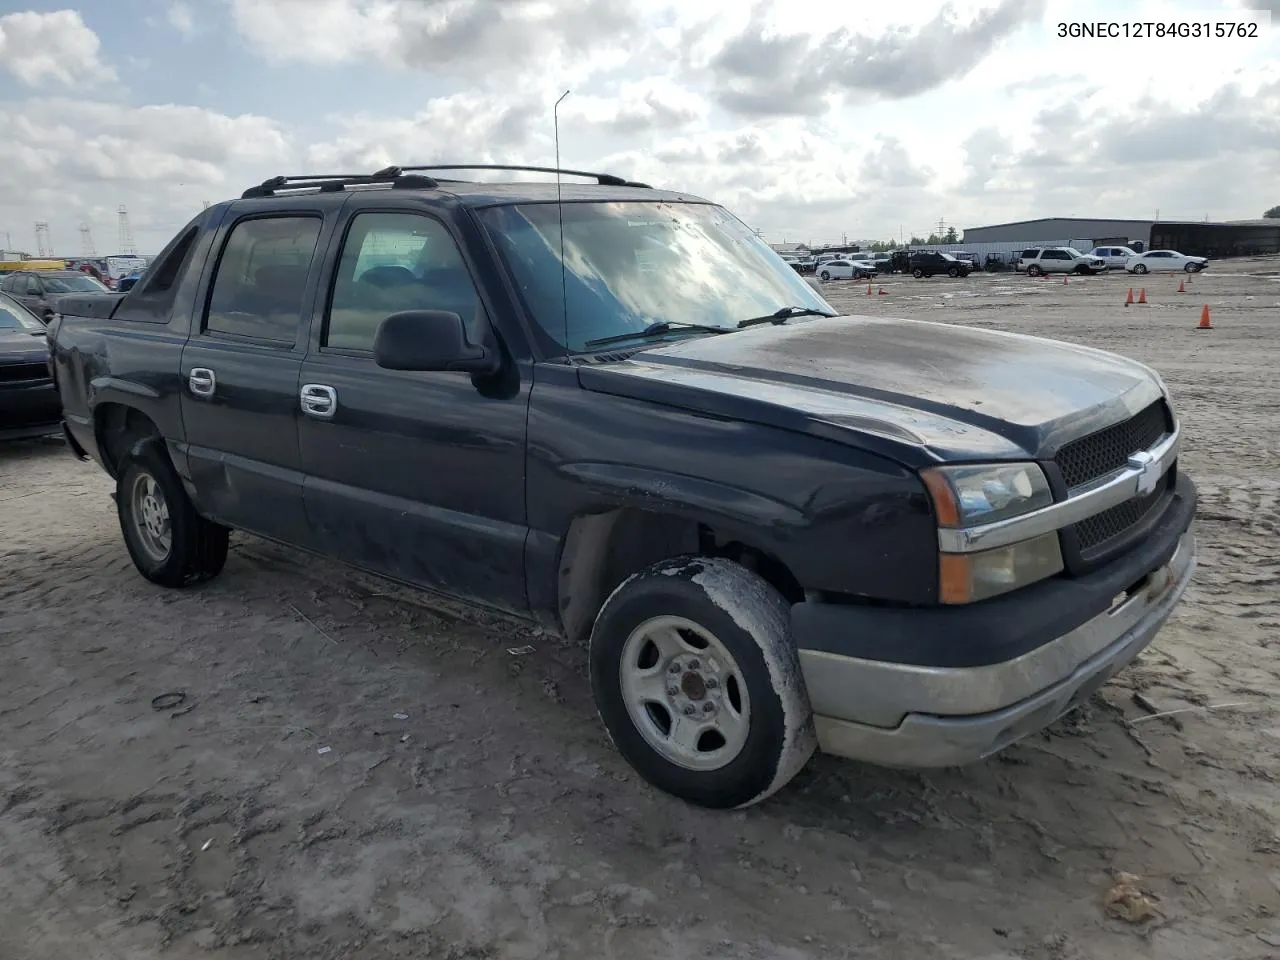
[{"xmin": 801, "ymin": 528, "xmax": 1197, "ymax": 768}]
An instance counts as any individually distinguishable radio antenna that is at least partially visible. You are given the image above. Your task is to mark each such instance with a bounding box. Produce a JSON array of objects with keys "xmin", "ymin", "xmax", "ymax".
[{"xmin": 554, "ymin": 89, "xmax": 571, "ymax": 357}]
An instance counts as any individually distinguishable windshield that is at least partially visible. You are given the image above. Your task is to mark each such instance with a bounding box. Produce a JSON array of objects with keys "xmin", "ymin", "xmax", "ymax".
[
  {"xmin": 0, "ymin": 296, "xmax": 43, "ymax": 332},
  {"xmin": 478, "ymin": 201, "xmax": 832, "ymax": 354},
  {"xmin": 937, "ymin": 252, "xmax": 957, "ymax": 261},
  {"xmin": 42, "ymin": 274, "xmax": 108, "ymax": 293}
]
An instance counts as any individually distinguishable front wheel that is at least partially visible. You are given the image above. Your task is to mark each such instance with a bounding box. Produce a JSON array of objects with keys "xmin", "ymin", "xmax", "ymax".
[
  {"xmin": 590, "ymin": 557, "xmax": 817, "ymax": 809},
  {"xmin": 947, "ymin": 267, "xmax": 959, "ymax": 278},
  {"xmin": 1133, "ymin": 263, "xmax": 1148, "ymax": 274},
  {"xmin": 912, "ymin": 268, "xmax": 924, "ymax": 279},
  {"xmin": 1185, "ymin": 262, "xmax": 1200, "ymax": 273},
  {"xmin": 819, "ymin": 271, "xmax": 830, "ymax": 281},
  {"xmin": 117, "ymin": 437, "xmax": 229, "ymax": 587}
]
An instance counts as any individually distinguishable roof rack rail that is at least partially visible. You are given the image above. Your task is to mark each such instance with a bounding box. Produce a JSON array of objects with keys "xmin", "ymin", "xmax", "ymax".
[
  {"xmin": 394, "ymin": 164, "xmax": 651, "ymax": 189},
  {"xmin": 240, "ymin": 170, "xmax": 440, "ymax": 199}
]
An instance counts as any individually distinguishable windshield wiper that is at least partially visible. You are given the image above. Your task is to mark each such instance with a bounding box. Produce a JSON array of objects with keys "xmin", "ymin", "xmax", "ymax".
[
  {"xmin": 584, "ymin": 321, "xmax": 729, "ymax": 349},
  {"xmin": 737, "ymin": 306, "xmax": 837, "ymax": 329}
]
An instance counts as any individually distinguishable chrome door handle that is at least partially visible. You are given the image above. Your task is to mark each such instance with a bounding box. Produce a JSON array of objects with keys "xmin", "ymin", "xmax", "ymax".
[
  {"xmin": 188, "ymin": 367, "xmax": 216, "ymax": 397},
  {"xmin": 300, "ymin": 383, "xmax": 337, "ymax": 419}
]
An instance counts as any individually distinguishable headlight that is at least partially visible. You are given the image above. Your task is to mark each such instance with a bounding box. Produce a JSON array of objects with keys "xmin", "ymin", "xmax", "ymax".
[
  {"xmin": 921, "ymin": 462, "xmax": 1064, "ymax": 604},
  {"xmin": 920, "ymin": 462, "xmax": 1054, "ymax": 527}
]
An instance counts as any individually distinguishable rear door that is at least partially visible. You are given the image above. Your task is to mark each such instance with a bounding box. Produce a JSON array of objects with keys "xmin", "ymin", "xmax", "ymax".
[
  {"xmin": 179, "ymin": 208, "xmax": 333, "ymax": 547},
  {"xmin": 297, "ymin": 201, "xmax": 531, "ymax": 613}
]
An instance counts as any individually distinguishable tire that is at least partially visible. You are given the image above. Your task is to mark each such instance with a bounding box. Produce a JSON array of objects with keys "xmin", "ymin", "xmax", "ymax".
[
  {"xmin": 912, "ymin": 268, "xmax": 924, "ymax": 279},
  {"xmin": 116, "ymin": 436, "xmax": 229, "ymax": 588},
  {"xmin": 589, "ymin": 556, "xmax": 817, "ymax": 810},
  {"xmin": 947, "ymin": 267, "xmax": 959, "ymax": 278},
  {"xmin": 1027, "ymin": 265, "xmax": 1043, "ymax": 276},
  {"xmin": 1185, "ymin": 263, "xmax": 1199, "ymax": 273},
  {"xmin": 819, "ymin": 271, "xmax": 830, "ymax": 281},
  {"xmin": 1134, "ymin": 264, "xmax": 1148, "ymax": 274}
]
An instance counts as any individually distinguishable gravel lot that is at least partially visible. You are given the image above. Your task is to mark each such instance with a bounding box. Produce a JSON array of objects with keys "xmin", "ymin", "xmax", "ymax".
[{"xmin": 2, "ymin": 260, "xmax": 1278, "ymax": 960}]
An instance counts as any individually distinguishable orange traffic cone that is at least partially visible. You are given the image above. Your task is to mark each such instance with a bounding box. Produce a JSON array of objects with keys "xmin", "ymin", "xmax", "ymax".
[
  {"xmin": 866, "ymin": 282, "xmax": 873, "ymax": 296},
  {"xmin": 1177, "ymin": 278, "xmax": 1186, "ymax": 293},
  {"xmin": 878, "ymin": 286, "xmax": 887, "ymax": 295},
  {"xmin": 1063, "ymin": 275, "xmax": 1069, "ymax": 284},
  {"xmin": 1125, "ymin": 288, "xmax": 1134, "ymax": 306},
  {"xmin": 1137, "ymin": 288, "xmax": 1147, "ymax": 304},
  {"xmin": 1197, "ymin": 305, "xmax": 1212, "ymax": 329}
]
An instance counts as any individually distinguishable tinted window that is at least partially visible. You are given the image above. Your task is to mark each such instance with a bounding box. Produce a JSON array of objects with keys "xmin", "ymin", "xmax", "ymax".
[
  {"xmin": 1022, "ymin": 249, "xmax": 1039, "ymax": 258},
  {"xmin": 326, "ymin": 212, "xmax": 482, "ymax": 351},
  {"xmin": 205, "ymin": 216, "xmax": 321, "ymax": 343},
  {"xmin": 0, "ymin": 296, "xmax": 43, "ymax": 331},
  {"xmin": 23, "ymin": 275, "xmax": 41, "ymax": 296},
  {"xmin": 1045, "ymin": 250, "xmax": 1070, "ymax": 260},
  {"xmin": 42, "ymin": 274, "xmax": 107, "ymax": 294}
]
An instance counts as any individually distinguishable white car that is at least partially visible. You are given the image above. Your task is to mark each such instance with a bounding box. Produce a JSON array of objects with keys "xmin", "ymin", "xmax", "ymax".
[
  {"xmin": 817, "ymin": 259, "xmax": 877, "ymax": 281},
  {"xmin": 1125, "ymin": 250, "xmax": 1208, "ymax": 274},
  {"xmin": 1088, "ymin": 245, "xmax": 1139, "ymax": 270}
]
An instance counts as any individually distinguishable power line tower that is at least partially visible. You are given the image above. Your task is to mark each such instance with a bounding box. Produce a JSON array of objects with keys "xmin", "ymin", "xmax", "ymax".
[
  {"xmin": 34, "ymin": 221, "xmax": 52, "ymax": 257},
  {"xmin": 117, "ymin": 204, "xmax": 136, "ymax": 255},
  {"xmin": 202, "ymin": 200, "xmax": 212, "ymax": 210},
  {"xmin": 79, "ymin": 223, "xmax": 97, "ymax": 257}
]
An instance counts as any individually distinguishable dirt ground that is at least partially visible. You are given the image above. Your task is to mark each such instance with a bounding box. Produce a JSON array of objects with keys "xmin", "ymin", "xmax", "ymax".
[{"xmin": 2, "ymin": 259, "xmax": 1279, "ymax": 960}]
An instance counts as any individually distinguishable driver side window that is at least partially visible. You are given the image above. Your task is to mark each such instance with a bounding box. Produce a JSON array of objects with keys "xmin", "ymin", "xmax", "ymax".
[{"xmin": 325, "ymin": 212, "xmax": 483, "ymax": 352}]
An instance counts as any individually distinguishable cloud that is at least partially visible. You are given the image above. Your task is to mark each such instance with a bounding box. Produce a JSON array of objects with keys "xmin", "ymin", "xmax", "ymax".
[
  {"xmin": 167, "ymin": 1, "xmax": 196, "ymax": 37},
  {"xmin": 0, "ymin": 9, "xmax": 115, "ymax": 87},
  {"xmin": 304, "ymin": 92, "xmax": 544, "ymax": 172},
  {"xmin": 0, "ymin": 99, "xmax": 292, "ymax": 252},
  {"xmin": 707, "ymin": 0, "xmax": 1047, "ymax": 117},
  {"xmin": 228, "ymin": 0, "xmax": 643, "ymax": 83}
]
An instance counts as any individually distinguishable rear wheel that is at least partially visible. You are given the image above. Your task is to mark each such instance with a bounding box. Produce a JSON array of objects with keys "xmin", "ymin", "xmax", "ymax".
[
  {"xmin": 117, "ymin": 437, "xmax": 229, "ymax": 587},
  {"xmin": 590, "ymin": 556, "xmax": 816, "ymax": 809},
  {"xmin": 912, "ymin": 268, "xmax": 924, "ymax": 279},
  {"xmin": 947, "ymin": 266, "xmax": 959, "ymax": 278},
  {"xmin": 1027, "ymin": 264, "xmax": 1043, "ymax": 276},
  {"xmin": 819, "ymin": 271, "xmax": 830, "ymax": 281}
]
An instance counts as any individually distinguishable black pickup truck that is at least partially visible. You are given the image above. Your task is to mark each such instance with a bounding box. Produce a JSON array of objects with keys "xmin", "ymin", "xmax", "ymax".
[{"xmin": 47, "ymin": 165, "xmax": 1197, "ymax": 810}]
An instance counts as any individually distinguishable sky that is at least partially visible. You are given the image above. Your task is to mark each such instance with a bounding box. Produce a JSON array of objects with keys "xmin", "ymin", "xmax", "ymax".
[{"xmin": 0, "ymin": 0, "xmax": 1277, "ymax": 255}]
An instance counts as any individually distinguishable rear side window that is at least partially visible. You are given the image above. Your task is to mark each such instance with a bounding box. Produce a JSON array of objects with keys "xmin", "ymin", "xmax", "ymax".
[{"xmin": 205, "ymin": 216, "xmax": 321, "ymax": 344}]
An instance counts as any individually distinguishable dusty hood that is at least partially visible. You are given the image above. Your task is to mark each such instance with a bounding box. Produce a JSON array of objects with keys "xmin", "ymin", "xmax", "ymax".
[{"xmin": 578, "ymin": 315, "xmax": 1166, "ymax": 464}]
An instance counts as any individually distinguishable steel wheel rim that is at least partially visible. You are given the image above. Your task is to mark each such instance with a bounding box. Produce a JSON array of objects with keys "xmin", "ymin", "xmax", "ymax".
[
  {"xmin": 130, "ymin": 471, "xmax": 172, "ymax": 563},
  {"xmin": 618, "ymin": 615, "xmax": 751, "ymax": 772}
]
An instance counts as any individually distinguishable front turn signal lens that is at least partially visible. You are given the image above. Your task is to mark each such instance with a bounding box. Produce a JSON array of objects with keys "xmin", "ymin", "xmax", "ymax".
[{"xmin": 939, "ymin": 532, "xmax": 1065, "ymax": 604}]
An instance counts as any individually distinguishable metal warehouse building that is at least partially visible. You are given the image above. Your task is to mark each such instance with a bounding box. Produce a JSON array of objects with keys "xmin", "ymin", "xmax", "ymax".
[
  {"xmin": 962, "ymin": 218, "xmax": 1154, "ymax": 246},
  {"xmin": 961, "ymin": 217, "xmax": 1280, "ymax": 258}
]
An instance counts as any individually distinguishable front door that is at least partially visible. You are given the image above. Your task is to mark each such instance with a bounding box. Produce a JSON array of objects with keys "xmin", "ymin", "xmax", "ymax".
[
  {"xmin": 179, "ymin": 212, "xmax": 326, "ymax": 547},
  {"xmin": 298, "ymin": 207, "xmax": 530, "ymax": 614}
]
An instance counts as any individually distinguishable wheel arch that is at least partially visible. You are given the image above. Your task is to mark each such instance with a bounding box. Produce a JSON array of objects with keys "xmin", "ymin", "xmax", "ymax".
[
  {"xmin": 94, "ymin": 402, "xmax": 163, "ymax": 479},
  {"xmin": 556, "ymin": 506, "xmax": 805, "ymax": 645}
]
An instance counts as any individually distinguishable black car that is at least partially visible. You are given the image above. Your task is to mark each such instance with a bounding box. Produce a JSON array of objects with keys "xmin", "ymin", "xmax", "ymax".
[
  {"xmin": 47, "ymin": 164, "xmax": 1196, "ymax": 810},
  {"xmin": 0, "ymin": 269, "xmax": 109, "ymax": 323},
  {"xmin": 909, "ymin": 251, "xmax": 972, "ymax": 278},
  {"xmin": 0, "ymin": 293, "xmax": 61, "ymax": 441}
]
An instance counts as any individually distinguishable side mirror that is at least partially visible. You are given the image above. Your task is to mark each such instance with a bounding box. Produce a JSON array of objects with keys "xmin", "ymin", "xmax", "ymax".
[{"xmin": 373, "ymin": 310, "xmax": 499, "ymax": 375}]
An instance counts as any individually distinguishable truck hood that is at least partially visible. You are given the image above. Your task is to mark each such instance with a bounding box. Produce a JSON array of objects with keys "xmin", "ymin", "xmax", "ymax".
[{"xmin": 577, "ymin": 315, "xmax": 1165, "ymax": 464}]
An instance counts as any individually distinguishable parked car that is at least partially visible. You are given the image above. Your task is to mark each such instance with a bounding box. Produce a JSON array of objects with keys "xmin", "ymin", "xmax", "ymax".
[
  {"xmin": 952, "ymin": 252, "xmax": 980, "ymax": 270},
  {"xmin": 1088, "ymin": 246, "xmax": 1140, "ymax": 271},
  {"xmin": 0, "ymin": 292, "xmax": 61, "ymax": 441},
  {"xmin": 0, "ymin": 269, "xmax": 109, "ymax": 322},
  {"xmin": 817, "ymin": 259, "xmax": 876, "ymax": 281},
  {"xmin": 909, "ymin": 251, "xmax": 972, "ymax": 278},
  {"xmin": 1019, "ymin": 248, "xmax": 1107, "ymax": 276},
  {"xmin": 116, "ymin": 272, "xmax": 145, "ymax": 292},
  {"xmin": 1126, "ymin": 250, "xmax": 1208, "ymax": 274},
  {"xmin": 48, "ymin": 164, "xmax": 1196, "ymax": 810}
]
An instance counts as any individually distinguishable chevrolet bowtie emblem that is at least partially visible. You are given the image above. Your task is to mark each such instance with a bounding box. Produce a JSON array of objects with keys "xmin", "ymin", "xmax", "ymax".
[{"xmin": 1128, "ymin": 450, "xmax": 1160, "ymax": 496}]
